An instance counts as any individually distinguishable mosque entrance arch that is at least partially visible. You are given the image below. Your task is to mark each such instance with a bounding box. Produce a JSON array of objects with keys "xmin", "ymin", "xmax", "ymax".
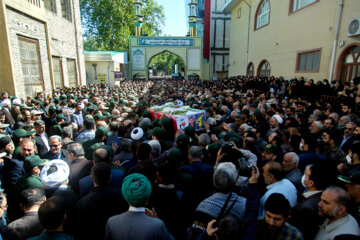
[
  {"xmin": 148, "ymin": 50, "xmax": 185, "ymax": 80},
  {"xmin": 129, "ymin": 36, "xmax": 203, "ymax": 80}
]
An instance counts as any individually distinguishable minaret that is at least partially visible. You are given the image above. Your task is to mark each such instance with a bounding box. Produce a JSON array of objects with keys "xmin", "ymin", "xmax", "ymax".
[
  {"xmin": 134, "ymin": 0, "xmax": 144, "ymax": 36},
  {"xmin": 188, "ymin": 0, "xmax": 197, "ymax": 37}
]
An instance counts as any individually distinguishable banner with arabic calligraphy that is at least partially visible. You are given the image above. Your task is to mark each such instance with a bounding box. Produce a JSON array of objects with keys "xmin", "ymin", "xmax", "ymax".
[
  {"xmin": 139, "ymin": 38, "xmax": 194, "ymax": 46},
  {"xmin": 194, "ymin": 113, "xmax": 206, "ymax": 131}
]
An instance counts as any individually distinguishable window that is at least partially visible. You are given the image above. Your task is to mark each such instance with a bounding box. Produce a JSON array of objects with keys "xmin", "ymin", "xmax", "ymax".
[
  {"xmin": 247, "ymin": 63, "xmax": 254, "ymax": 76},
  {"xmin": 45, "ymin": 0, "xmax": 57, "ymax": 13},
  {"xmin": 341, "ymin": 46, "xmax": 360, "ymax": 82},
  {"xmin": 255, "ymin": 0, "xmax": 270, "ymax": 30},
  {"xmin": 52, "ymin": 57, "xmax": 63, "ymax": 89},
  {"xmin": 258, "ymin": 60, "xmax": 271, "ymax": 77},
  {"xmin": 67, "ymin": 59, "xmax": 77, "ymax": 87},
  {"xmin": 18, "ymin": 37, "xmax": 44, "ymax": 97},
  {"xmin": 61, "ymin": 0, "xmax": 71, "ymax": 21},
  {"xmin": 296, "ymin": 49, "xmax": 321, "ymax": 72},
  {"xmin": 290, "ymin": 0, "xmax": 318, "ymax": 13},
  {"xmin": 237, "ymin": 8, "xmax": 241, "ymax": 19}
]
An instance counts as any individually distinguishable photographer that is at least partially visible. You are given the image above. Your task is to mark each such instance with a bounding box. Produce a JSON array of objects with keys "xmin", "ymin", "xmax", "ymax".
[
  {"xmin": 197, "ymin": 163, "xmax": 260, "ymax": 240},
  {"xmin": 189, "ymin": 162, "xmax": 247, "ymax": 240},
  {"xmin": 214, "ymin": 138, "xmax": 257, "ymax": 186}
]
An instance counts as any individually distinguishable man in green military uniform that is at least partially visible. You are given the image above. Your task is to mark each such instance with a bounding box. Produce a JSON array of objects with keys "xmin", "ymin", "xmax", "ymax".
[
  {"xmin": 12, "ymin": 129, "xmax": 36, "ymax": 159},
  {"xmin": 48, "ymin": 114, "xmax": 66, "ymax": 137},
  {"xmin": 15, "ymin": 155, "xmax": 48, "ymax": 194},
  {"xmin": 82, "ymin": 126, "xmax": 111, "ymax": 160}
]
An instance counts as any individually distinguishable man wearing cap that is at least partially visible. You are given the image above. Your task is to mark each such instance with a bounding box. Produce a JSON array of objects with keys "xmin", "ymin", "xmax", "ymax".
[
  {"xmin": 338, "ymin": 171, "xmax": 360, "ymax": 225},
  {"xmin": 30, "ymin": 110, "xmax": 43, "ymax": 122},
  {"xmin": 48, "ymin": 114, "xmax": 66, "ymax": 138},
  {"xmin": 15, "ymin": 155, "xmax": 48, "ymax": 194},
  {"xmin": 0, "ymin": 122, "xmax": 10, "ymax": 137},
  {"xmin": 105, "ymin": 173, "xmax": 173, "ymax": 240},
  {"xmin": 82, "ymin": 126, "xmax": 111, "ymax": 160},
  {"xmin": 42, "ymin": 135, "xmax": 70, "ymax": 165},
  {"xmin": 33, "ymin": 120, "xmax": 50, "ymax": 158},
  {"xmin": 261, "ymin": 143, "xmax": 279, "ymax": 164},
  {"xmin": 93, "ymin": 113, "xmax": 107, "ymax": 123},
  {"xmin": 4, "ymin": 138, "xmax": 35, "ymax": 190}
]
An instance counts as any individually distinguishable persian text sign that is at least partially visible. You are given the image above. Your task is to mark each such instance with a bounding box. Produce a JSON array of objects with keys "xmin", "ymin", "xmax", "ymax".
[{"xmin": 139, "ymin": 38, "xmax": 193, "ymax": 46}]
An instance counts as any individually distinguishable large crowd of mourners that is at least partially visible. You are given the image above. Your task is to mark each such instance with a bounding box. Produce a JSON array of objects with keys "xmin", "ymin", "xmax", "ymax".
[{"xmin": 0, "ymin": 75, "xmax": 359, "ymax": 240}]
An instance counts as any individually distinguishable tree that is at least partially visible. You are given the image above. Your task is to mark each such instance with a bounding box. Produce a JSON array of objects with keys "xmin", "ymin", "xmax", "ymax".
[
  {"xmin": 149, "ymin": 51, "xmax": 185, "ymax": 76},
  {"xmin": 80, "ymin": 0, "xmax": 165, "ymax": 51}
]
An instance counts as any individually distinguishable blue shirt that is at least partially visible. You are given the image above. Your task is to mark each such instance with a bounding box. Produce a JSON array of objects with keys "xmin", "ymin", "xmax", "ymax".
[
  {"xmin": 71, "ymin": 111, "xmax": 83, "ymax": 126},
  {"xmin": 75, "ymin": 130, "xmax": 95, "ymax": 143},
  {"xmin": 78, "ymin": 168, "xmax": 125, "ymax": 197},
  {"xmin": 259, "ymin": 179, "xmax": 297, "ymax": 217}
]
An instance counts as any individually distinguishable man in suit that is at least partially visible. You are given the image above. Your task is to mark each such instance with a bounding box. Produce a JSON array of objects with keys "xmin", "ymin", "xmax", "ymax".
[
  {"xmin": 33, "ymin": 120, "xmax": 50, "ymax": 158},
  {"xmin": 75, "ymin": 162, "xmax": 127, "ymax": 240},
  {"xmin": 0, "ymin": 187, "xmax": 45, "ymax": 240},
  {"xmin": 340, "ymin": 122, "xmax": 356, "ymax": 155},
  {"xmin": 42, "ymin": 135, "xmax": 70, "ymax": 165},
  {"xmin": 3, "ymin": 138, "xmax": 35, "ymax": 222},
  {"xmin": 78, "ymin": 147, "xmax": 125, "ymax": 197},
  {"xmin": 67, "ymin": 143, "xmax": 92, "ymax": 194},
  {"xmin": 290, "ymin": 163, "xmax": 330, "ymax": 240},
  {"xmin": 105, "ymin": 173, "xmax": 173, "ymax": 240}
]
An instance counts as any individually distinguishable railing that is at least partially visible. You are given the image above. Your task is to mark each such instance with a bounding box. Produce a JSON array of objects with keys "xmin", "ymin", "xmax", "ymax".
[
  {"xmin": 26, "ymin": 0, "xmax": 42, "ymax": 8},
  {"xmin": 320, "ymin": 95, "xmax": 340, "ymax": 105}
]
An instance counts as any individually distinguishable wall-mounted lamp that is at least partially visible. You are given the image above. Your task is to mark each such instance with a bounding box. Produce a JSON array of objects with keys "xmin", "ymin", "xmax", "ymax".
[{"xmin": 338, "ymin": 41, "xmax": 345, "ymax": 47}]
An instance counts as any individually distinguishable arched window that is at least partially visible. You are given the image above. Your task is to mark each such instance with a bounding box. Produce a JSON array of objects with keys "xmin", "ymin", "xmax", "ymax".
[
  {"xmin": 341, "ymin": 46, "xmax": 360, "ymax": 82},
  {"xmin": 255, "ymin": 0, "xmax": 270, "ymax": 30},
  {"xmin": 247, "ymin": 63, "xmax": 254, "ymax": 76},
  {"xmin": 258, "ymin": 60, "xmax": 271, "ymax": 77}
]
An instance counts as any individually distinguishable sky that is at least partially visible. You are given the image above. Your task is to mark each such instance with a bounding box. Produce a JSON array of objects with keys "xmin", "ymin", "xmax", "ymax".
[{"xmin": 156, "ymin": 0, "xmax": 188, "ymax": 37}]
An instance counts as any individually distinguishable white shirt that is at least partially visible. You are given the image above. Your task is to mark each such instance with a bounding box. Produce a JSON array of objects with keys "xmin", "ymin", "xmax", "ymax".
[
  {"xmin": 303, "ymin": 190, "xmax": 322, "ymax": 199},
  {"xmin": 129, "ymin": 206, "xmax": 145, "ymax": 212},
  {"xmin": 315, "ymin": 214, "xmax": 360, "ymax": 240},
  {"xmin": 40, "ymin": 133, "xmax": 50, "ymax": 151}
]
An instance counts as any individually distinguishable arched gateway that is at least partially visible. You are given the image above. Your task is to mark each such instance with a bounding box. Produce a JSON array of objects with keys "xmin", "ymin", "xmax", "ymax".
[{"xmin": 129, "ymin": 36, "xmax": 203, "ymax": 80}]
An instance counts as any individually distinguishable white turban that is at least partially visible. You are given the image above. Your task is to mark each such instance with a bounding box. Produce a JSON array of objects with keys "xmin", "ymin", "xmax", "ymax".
[
  {"xmin": 40, "ymin": 160, "xmax": 70, "ymax": 188},
  {"xmin": 272, "ymin": 114, "xmax": 283, "ymax": 124}
]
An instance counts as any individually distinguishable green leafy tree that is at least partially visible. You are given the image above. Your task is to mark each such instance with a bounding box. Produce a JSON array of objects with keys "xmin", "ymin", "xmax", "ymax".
[
  {"xmin": 149, "ymin": 51, "xmax": 185, "ymax": 76},
  {"xmin": 80, "ymin": 0, "xmax": 165, "ymax": 51}
]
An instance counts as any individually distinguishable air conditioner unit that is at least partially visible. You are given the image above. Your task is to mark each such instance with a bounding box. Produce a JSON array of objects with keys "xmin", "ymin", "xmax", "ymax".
[{"xmin": 348, "ymin": 18, "xmax": 360, "ymax": 37}]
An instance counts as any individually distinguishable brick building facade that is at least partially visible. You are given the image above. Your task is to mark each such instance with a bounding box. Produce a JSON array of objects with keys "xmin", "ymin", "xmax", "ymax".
[{"xmin": 0, "ymin": 0, "xmax": 85, "ymax": 98}]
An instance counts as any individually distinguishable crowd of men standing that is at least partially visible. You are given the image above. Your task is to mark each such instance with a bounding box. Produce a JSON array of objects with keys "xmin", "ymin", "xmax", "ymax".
[{"xmin": 0, "ymin": 75, "xmax": 358, "ymax": 239}]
